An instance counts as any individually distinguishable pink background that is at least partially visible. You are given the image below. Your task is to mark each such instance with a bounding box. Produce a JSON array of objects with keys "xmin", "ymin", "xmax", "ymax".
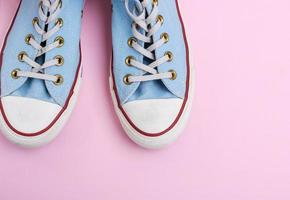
[{"xmin": 1, "ymin": 0, "xmax": 290, "ymax": 199}]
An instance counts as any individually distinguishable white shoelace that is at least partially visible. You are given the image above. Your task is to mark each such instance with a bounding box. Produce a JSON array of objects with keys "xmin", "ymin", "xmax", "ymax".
[
  {"xmin": 15, "ymin": 0, "xmax": 64, "ymax": 84},
  {"xmin": 124, "ymin": 0, "xmax": 175, "ymax": 84}
]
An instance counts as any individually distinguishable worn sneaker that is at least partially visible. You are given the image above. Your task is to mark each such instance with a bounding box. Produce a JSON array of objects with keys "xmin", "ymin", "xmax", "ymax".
[
  {"xmin": 110, "ymin": 0, "xmax": 193, "ymax": 148},
  {"xmin": 0, "ymin": 0, "xmax": 84, "ymax": 147}
]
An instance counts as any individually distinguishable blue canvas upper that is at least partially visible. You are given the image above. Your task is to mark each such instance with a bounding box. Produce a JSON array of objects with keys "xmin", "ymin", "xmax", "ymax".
[
  {"xmin": 112, "ymin": 0, "xmax": 188, "ymax": 104},
  {"xmin": 0, "ymin": 0, "xmax": 84, "ymax": 107}
]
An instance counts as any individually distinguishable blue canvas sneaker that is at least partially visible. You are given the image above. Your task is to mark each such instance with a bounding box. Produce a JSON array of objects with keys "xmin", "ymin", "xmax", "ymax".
[
  {"xmin": 0, "ymin": 0, "xmax": 84, "ymax": 147},
  {"xmin": 110, "ymin": 0, "xmax": 193, "ymax": 148}
]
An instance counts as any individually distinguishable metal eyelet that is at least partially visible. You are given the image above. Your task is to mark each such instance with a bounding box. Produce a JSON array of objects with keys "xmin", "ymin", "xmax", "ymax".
[
  {"xmin": 164, "ymin": 51, "xmax": 173, "ymax": 62},
  {"xmin": 25, "ymin": 34, "xmax": 34, "ymax": 45},
  {"xmin": 169, "ymin": 70, "xmax": 177, "ymax": 80},
  {"xmin": 58, "ymin": 0, "xmax": 63, "ymax": 8},
  {"xmin": 127, "ymin": 37, "xmax": 137, "ymax": 47},
  {"xmin": 55, "ymin": 18, "xmax": 64, "ymax": 27},
  {"xmin": 123, "ymin": 74, "xmax": 132, "ymax": 85},
  {"xmin": 54, "ymin": 36, "xmax": 64, "ymax": 47},
  {"xmin": 125, "ymin": 56, "xmax": 135, "ymax": 66},
  {"xmin": 53, "ymin": 74, "xmax": 64, "ymax": 85},
  {"xmin": 152, "ymin": 0, "xmax": 158, "ymax": 6},
  {"xmin": 54, "ymin": 55, "xmax": 64, "ymax": 66},
  {"xmin": 156, "ymin": 15, "xmax": 164, "ymax": 24},
  {"xmin": 32, "ymin": 17, "xmax": 39, "ymax": 26},
  {"xmin": 18, "ymin": 51, "xmax": 27, "ymax": 62},
  {"xmin": 160, "ymin": 33, "xmax": 169, "ymax": 43},
  {"xmin": 11, "ymin": 68, "xmax": 20, "ymax": 79}
]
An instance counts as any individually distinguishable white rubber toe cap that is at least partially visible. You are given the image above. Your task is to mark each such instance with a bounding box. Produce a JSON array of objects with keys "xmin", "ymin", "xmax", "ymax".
[
  {"xmin": 123, "ymin": 98, "xmax": 183, "ymax": 135},
  {"xmin": 1, "ymin": 96, "xmax": 62, "ymax": 134}
]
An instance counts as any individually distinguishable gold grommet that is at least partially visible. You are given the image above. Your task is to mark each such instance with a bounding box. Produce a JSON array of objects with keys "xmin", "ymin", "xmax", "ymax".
[
  {"xmin": 165, "ymin": 51, "xmax": 173, "ymax": 62},
  {"xmin": 32, "ymin": 17, "xmax": 39, "ymax": 26},
  {"xmin": 58, "ymin": 0, "xmax": 63, "ymax": 8},
  {"xmin": 127, "ymin": 37, "xmax": 137, "ymax": 47},
  {"xmin": 11, "ymin": 68, "xmax": 20, "ymax": 79},
  {"xmin": 18, "ymin": 52, "xmax": 27, "ymax": 62},
  {"xmin": 169, "ymin": 70, "xmax": 177, "ymax": 80},
  {"xmin": 25, "ymin": 34, "xmax": 34, "ymax": 45},
  {"xmin": 125, "ymin": 56, "xmax": 135, "ymax": 66},
  {"xmin": 55, "ymin": 18, "xmax": 64, "ymax": 27},
  {"xmin": 123, "ymin": 74, "xmax": 132, "ymax": 85},
  {"xmin": 156, "ymin": 15, "xmax": 164, "ymax": 24},
  {"xmin": 53, "ymin": 74, "xmax": 64, "ymax": 85},
  {"xmin": 161, "ymin": 33, "xmax": 169, "ymax": 43},
  {"xmin": 152, "ymin": 0, "xmax": 158, "ymax": 6},
  {"xmin": 54, "ymin": 36, "xmax": 64, "ymax": 47},
  {"xmin": 54, "ymin": 55, "xmax": 64, "ymax": 66}
]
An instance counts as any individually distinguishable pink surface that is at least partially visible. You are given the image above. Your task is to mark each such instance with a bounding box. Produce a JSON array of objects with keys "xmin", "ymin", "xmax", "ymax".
[{"xmin": 1, "ymin": 0, "xmax": 290, "ymax": 199}]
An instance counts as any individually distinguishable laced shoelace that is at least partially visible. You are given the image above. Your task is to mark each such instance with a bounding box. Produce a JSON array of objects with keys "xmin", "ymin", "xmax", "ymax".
[
  {"xmin": 123, "ymin": 0, "xmax": 177, "ymax": 85},
  {"xmin": 11, "ymin": 0, "xmax": 64, "ymax": 85}
]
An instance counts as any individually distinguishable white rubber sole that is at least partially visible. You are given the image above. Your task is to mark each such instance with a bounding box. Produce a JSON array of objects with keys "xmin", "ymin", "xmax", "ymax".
[
  {"xmin": 109, "ymin": 1, "xmax": 194, "ymax": 149},
  {"xmin": 0, "ymin": 69, "xmax": 82, "ymax": 148}
]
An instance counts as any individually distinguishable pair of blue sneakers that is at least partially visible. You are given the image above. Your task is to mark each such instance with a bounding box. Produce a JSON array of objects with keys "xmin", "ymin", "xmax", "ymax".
[{"xmin": 0, "ymin": 0, "xmax": 193, "ymax": 149}]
